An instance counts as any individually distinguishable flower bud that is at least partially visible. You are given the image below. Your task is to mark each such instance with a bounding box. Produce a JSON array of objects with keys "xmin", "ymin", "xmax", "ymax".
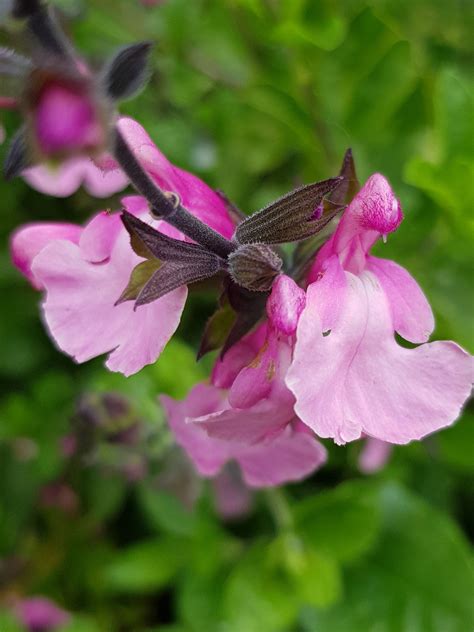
[{"xmin": 228, "ymin": 243, "xmax": 282, "ymax": 292}]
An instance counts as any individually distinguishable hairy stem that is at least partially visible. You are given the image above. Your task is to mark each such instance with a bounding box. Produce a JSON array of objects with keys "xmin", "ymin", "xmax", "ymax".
[
  {"xmin": 15, "ymin": 0, "xmax": 77, "ymax": 66},
  {"xmin": 113, "ymin": 128, "xmax": 235, "ymax": 258}
]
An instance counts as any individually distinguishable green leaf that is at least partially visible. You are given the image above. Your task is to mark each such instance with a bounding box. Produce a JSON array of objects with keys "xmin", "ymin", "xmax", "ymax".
[
  {"xmin": 85, "ymin": 471, "xmax": 127, "ymax": 525},
  {"xmin": 0, "ymin": 611, "xmax": 23, "ymax": 632},
  {"xmin": 102, "ymin": 538, "xmax": 186, "ymax": 593},
  {"xmin": 270, "ymin": 533, "xmax": 342, "ymax": 609},
  {"xmin": 346, "ymin": 40, "xmax": 418, "ymax": 138},
  {"xmin": 138, "ymin": 485, "xmax": 197, "ymax": 537},
  {"xmin": 151, "ymin": 339, "xmax": 208, "ymax": 398},
  {"xmin": 177, "ymin": 571, "xmax": 224, "ymax": 632},
  {"xmin": 302, "ymin": 484, "xmax": 474, "ymax": 632},
  {"xmin": 223, "ymin": 543, "xmax": 297, "ymax": 632},
  {"xmin": 275, "ymin": 10, "xmax": 347, "ymax": 52},
  {"xmin": 294, "ymin": 480, "xmax": 381, "ymax": 562},
  {"xmin": 435, "ymin": 68, "xmax": 473, "ymax": 161},
  {"xmin": 437, "ymin": 410, "xmax": 474, "ymax": 473},
  {"xmin": 61, "ymin": 617, "xmax": 103, "ymax": 632}
]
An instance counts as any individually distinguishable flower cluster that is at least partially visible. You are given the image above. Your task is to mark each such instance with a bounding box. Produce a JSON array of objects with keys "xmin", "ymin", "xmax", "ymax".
[
  {"xmin": 11, "ymin": 122, "xmax": 473, "ymax": 485},
  {"xmin": 4, "ymin": 0, "xmax": 473, "ymax": 489}
]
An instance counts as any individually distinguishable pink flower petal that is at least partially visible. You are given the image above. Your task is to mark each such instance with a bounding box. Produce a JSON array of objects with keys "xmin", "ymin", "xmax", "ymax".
[
  {"xmin": 193, "ymin": 400, "xmax": 289, "ymax": 445},
  {"xmin": 31, "ymin": 221, "xmax": 187, "ymax": 376},
  {"xmin": 211, "ymin": 324, "xmax": 267, "ymax": 389},
  {"xmin": 287, "ymin": 269, "xmax": 473, "ymax": 445},
  {"xmin": 162, "ymin": 383, "xmax": 327, "ymax": 488},
  {"xmin": 160, "ymin": 384, "xmax": 232, "ymax": 477},
  {"xmin": 24, "ymin": 157, "xmax": 128, "ymax": 198},
  {"xmin": 266, "ymin": 274, "xmax": 306, "ymax": 335},
  {"xmin": 117, "ymin": 117, "xmax": 234, "ymax": 238},
  {"xmin": 195, "ymin": 336, "xmax": 296, "ymax": 444},
  {"xmin": 34, "ymin": 81, "xmax": 103, "ymax": 155},
  {"xmin": 79, "ymin": 211, "xmax": 123, "ymax": 262},
  {"xmin": 10, "ymin": 222, "xmax": 82, "ymax": 289},
  {"xmin": 228, "ymin": 333, "xmax": 294, "ymax": 409},
  {"xmin": 212, "ymin": 465, "xmax": 253, "ymax": 519},
  {"xmin": 358, "ymin": 438, "xmax": 393, "ymax": 474},
  {"xmin": 15, "ymin": 597, "xmax": 70, "ymax": 630},
  {"xmin": 82, "ymin": 159, "xmax": 129, "ymax": 197},
  {"xmin": 367, "ymin": 256, "xmax": 434, "ymax": 343},
  {"xmin": 237, "ymin": 426, "xmax": 327, "ymax": 487},
  {"xmin": 311, "ymin": 174, "xmax": 403, "ymax": 277},
  {"xmin": 24, "ymin": 160, "xmax": 85, "ymax": 197}
]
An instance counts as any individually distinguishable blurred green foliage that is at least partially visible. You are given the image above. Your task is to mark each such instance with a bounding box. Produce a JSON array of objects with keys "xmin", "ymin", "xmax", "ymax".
[{"xmin": 0, "ymin": 0, "xmax": 473, "ymax": 630}]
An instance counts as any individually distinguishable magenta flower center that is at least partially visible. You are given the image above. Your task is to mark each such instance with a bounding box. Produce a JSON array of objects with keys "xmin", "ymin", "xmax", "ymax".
[{"xmin": 34, "ymin": 81, "xmax": 102, "ymax": 155}]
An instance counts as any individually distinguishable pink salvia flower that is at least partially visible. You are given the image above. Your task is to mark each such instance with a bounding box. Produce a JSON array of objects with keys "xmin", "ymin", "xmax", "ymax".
[
  {"xmin": 161, "ymin": 275, "xmax": 327, "ymax": 487},
  {"xmin": 10, "ymin": 120, "xmax": 233, "ymax": 375},
  {"xmin": 15, "ymin": 597, "xmax": 70, "ymax": 632},
  {"xmin": 0, "ymin": 96, "xmax": 125, "ymax": 196},
  {"xmin": 11, "ymin": 204, "xmax": 186, "ymax": 376},
  {"xmin": 286, "ymin": 174, "xmax": 473, "ymax": 445}
]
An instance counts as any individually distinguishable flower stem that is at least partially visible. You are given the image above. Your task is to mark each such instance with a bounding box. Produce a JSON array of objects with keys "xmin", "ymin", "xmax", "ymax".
[
  {"xmin": 113, "ymin": 128, "xmax": 235, "ymax": 259},
  {"xmin": 15, "ymin": 0, "xmax": 77, "ymax": 66},
  {"xmin": 265, "ymin": 487, "xmax": 294, "ymax": 532}
]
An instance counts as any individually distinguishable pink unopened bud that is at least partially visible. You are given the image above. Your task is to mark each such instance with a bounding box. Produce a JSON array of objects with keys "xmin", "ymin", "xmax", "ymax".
[
  {"xmin": 33, "ymin": 80, "xmax": 104, "ymax": 157},
  {"xmin": 266, "ymin": 275, "xmax": 306, "ymax": 336}
]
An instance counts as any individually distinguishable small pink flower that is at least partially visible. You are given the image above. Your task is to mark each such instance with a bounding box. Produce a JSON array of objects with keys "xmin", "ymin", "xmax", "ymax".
[
  {"xmin": 0, "ymin": 94, "xmax": 123, "ymax": 197},
  {"xmin": 286, "ymin": 174, "xmax": 473, "ymax": 445},
  {"xmin": 15, "ymin": 597, "xmax": 70, "ymax": 632},
  {"xmin": 161, "ymin": 275, "xmax": 327, "ymax": 488},
  {"xmin": 10, "ymin": 123, "xmax": 233, "ymax": 375}
]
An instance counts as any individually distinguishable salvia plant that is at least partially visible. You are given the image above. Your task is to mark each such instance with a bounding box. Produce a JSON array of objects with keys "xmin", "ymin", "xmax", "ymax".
[{"xmin": 2, "ymin": 0, "xmax": 473, "ymax": 489}]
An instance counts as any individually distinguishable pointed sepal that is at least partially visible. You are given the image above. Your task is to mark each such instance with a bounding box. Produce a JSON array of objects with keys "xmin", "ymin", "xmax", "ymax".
[
  {"xmin": 3, "ymin": 126, "xmax": 31, "ymax": 179},
  {"xmin": 235, "ymin": 177, "xmax": 343, "ymax": 245},
  {"xmin": 291, "ymin": 149, "xmax": 361, "ymax": 277},
  {"xmin": 220, "ymin": 279, "xmax": 269, "ymax": 355},
  {"xmin": 115, "ymin": 259, "xmax": 162, "ymax": 305},
  {"xmin": 119, "ymin": 211, "xmax": 226, "ymax": 307},
  {"xmin": 135, "ymin": 259, "xmax": 222, "ymax": 307},
  {"xmin": 101, "ymin": 42, "xmax": 153, "ymax": 102},
  {"xmin": 330, "ymin": 148, "xmax": 360, "ymax": 206},
  {"xmin": 197, "ymin": 297, "xmax": 236, "ymax": 360},
  {"xmin": 121, "ymin": 211, "xmax": 224, "ymax": 266}
]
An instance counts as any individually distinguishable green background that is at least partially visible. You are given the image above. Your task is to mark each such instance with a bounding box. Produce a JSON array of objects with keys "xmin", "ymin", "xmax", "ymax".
[{"xmin": 0, "ymin": 0, "xmax": 473, "ymax": 630}]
